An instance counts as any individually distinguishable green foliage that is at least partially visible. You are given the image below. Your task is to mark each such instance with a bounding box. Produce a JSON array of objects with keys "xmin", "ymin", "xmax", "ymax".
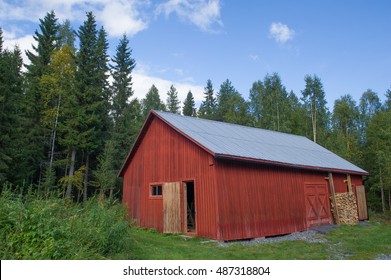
[
  {"xmin": 365, "ymin": 110, "xmax": 391, "ymax": 208},
  {"xmin": 166, "ymin": 85, "xmax": 181, "ymax": 114},
  {"xmin": 216, "ymin": 79, "xmax": 250, "ymax": 125},
  {"xmin": 182, "ymin": 90, "xmax": 196, "ymax": 116},
  {"xmin": 198, "ymin": 79, "xmax": 217, "ymax": 120},
  {"xmin": 301, "ymin": 74, "xmax": 329, "ymax": 144},
  {"xmin": 142, "ymin": 84, "xmax": 166, "ymax": 116},
  {"xmin": 0, "ymin": 187, "xmax": 133, "ymax": 259},
  {"xmin": 59, "ymin": 166, "xmax": 86, "ymax": 194},
  {"xmin": 58, "ymin": 19, "xmax": 75, "ymax": 49},
  {"xmin": 111, "ymin": 34, "xmax": 136, "ymax": 119},
  {"xmin": 0, "ymin": 41, "xmax": 29, "ymax": 184},
  {"xmin": 92, "ymin": 141, "xmax": 116, "ymax": 195}
]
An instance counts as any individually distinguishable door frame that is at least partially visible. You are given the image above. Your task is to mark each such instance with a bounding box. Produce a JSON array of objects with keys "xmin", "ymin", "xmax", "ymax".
[{"xmin": 182, "ymin": 179, "xmax": 196, "ymax": 234}]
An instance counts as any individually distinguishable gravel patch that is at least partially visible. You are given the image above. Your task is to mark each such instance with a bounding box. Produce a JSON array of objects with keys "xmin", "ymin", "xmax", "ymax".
[
  {"xmin": 217, "ymin": 230, "xmax": 327, "ymax": 247},
  {"xmin": 376, "ymin": 254, "xmax": 391, "ymax": 260}
]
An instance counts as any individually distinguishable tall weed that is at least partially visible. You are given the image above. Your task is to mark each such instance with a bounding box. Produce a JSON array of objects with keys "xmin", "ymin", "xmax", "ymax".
[{"xmin": 0, "ymin": 185, "xmax": 133, "ymax": 259}]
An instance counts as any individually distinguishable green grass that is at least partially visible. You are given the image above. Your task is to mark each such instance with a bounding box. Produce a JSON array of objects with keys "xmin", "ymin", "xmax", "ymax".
[
  {"xmin": 1, "ymin": 185, "xmax": 390, "ymax": 260},
  {"xmin": 124, "ymin": 219, "xmax": 390, "ymax": 260}
]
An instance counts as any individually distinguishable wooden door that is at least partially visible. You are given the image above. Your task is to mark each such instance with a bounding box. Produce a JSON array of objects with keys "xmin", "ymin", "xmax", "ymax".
[
  {"xmin": 304, "ymin": 184, "xmax": 332, "ymax": 227},
  {"xmin": 163, "ymin": 182, "xmax": 182, "ymax": 233},
  {"xmin": 356, "ymin": 185, "xmax": 368, "ymax": 220}
]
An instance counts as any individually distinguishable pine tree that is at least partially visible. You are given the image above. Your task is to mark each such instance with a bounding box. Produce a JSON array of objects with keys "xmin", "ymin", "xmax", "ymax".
[
  {"xmin": 166, "ymin": 85, "xmax": 181, "ymax": 114},
  {"xmin": 198, "ymin": 79, "xmax": 217, "ymax": 119},
  {"xmin": 142, "ymin": 85, "xmax": 166, "ymax": 117},
  {"xmin": 111, "ymin": 34, "xmax": 136, "ymax": 119},
  {"xmin": 182, "ymin": 90, "xmax": 196, "ymax": 116}
]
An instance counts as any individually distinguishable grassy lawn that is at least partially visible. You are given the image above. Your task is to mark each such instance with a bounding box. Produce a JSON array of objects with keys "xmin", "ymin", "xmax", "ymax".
[{"xmin": 120, "ymin": 212, "xmax": 391, "ymax": 260}]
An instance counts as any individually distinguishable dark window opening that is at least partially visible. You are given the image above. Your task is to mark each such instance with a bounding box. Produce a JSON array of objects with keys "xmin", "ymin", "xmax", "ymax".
[{"xmin": 151, "ymin": 185, "xmax": 162, "ymax": 196}]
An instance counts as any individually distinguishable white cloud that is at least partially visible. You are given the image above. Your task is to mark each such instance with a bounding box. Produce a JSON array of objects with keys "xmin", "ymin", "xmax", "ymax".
[
  {"xmin": 132, "ymin": 71, "xmax": 204, "ymax": 107},
  {"xmin": 156, "ymin": 0, "xmax": 223, "ymax": 32},
  {"xmin": 269, "ymin": 22, "xmax": 295, "ymax": 44},
  {"xmin": 95, "ymin": 0, "xmax": 149, "ymax": 37},
  {"xmin": 3, "ymin": 34, "xmax": 36, "ymax": 67},
  {"xmin": 0, "ymin": 0, "xmax": 149, "ymax": 37}
]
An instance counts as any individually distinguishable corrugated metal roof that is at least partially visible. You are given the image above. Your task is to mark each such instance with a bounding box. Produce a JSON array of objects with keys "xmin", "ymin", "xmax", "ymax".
[{"xmin": 154, "ymin": 110, "xmax": 368, "ymax": 174}]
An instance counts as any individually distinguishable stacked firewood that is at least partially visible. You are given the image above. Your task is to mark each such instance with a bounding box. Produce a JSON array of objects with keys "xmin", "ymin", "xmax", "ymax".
[{"xmin": 330, "ymin": 192, "xmax": 358, "ymax": 225}]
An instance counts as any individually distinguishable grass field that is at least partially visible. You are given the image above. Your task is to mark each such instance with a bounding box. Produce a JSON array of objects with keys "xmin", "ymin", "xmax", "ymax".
[
  {"xmin": 123, "ymin": 215, "xmax": 391, "ymax": 260},
  {"xmin": 1, "ymin": 188, "xmax": 390, "ymax": 260}
]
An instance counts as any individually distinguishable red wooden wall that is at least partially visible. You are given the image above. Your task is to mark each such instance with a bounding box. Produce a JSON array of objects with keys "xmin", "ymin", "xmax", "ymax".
[
  {"xmin": 122, "ymin": 116, "xmax": 218, "ymax": 239},
  {"xmin": 214, "ymin": 159, "xmax": 363, "ymax": 240}
]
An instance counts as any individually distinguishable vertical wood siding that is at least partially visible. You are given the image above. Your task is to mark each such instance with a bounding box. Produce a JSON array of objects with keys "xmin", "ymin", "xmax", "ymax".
[
  {"xmin": 214, "ymin": 160, "xmax": 363, "ymax": 240},
  {"xmin": 122, "ymin": 116, "xmax": 217, "ymax": 238}
]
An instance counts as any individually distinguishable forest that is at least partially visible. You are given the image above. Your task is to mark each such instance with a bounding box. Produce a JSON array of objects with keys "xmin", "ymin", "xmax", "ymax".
[{"xmin": 0, "ymin": 11, "xmax": 390, "ymax": 212}]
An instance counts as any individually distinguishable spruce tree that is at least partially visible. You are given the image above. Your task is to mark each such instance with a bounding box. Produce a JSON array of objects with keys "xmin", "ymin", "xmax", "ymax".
[
  {"xmin": 166, "ymin": 85, "xmax": 181, "ymax": 114},
  {"xmin": 198, "ymin": 79, "xmax": 217, "ymax": 119},
  {"xmin": 111, "ymin": 34, "xmax": 136, "ymax": 119},
  {"xmin": 182, "ymin": 90, "xmax": 196, "ymax": 116},
  {"xmin": 216, "ymin": 79, "xmax": 250, "ymax": 125},
  {"xmin": 110, "ymin": 34, "xmax": 142, "ymax": 186},
  {"xmin": 72, "ymin": 11, "xmax": 103, "ymax": 198},
  {"xmin": 0, "ymin": 28, "xmax": 3, "ymax": 53},
  {"xmin": 24, "ymin": 11, "xmax": 60, "ymax": 184},
  {"xmin": 0, "ymin": 43, "xmax": 26, "ymax": 183},
  {"xmin": 142, "ymin": 85, "xmax": 166, "ymax": 117}
]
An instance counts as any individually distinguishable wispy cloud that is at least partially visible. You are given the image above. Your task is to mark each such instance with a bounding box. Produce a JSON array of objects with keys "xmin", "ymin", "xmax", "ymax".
[
  {"xmin": 249, "ymin": 54, "xmax": 260, "ymax": 61},
  {"xmin": 156, "ymin": 0, "xmax": 223, "ymax": 32},
  {"xmin": 269, "ymin": 22, "xmax": 295, "ymax": 44}
]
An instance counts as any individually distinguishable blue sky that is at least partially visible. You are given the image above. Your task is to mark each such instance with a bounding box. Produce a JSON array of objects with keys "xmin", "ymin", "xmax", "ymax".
[{"xmin": 1, "ymin": 0, "xmax": 390, "ymax": 108}]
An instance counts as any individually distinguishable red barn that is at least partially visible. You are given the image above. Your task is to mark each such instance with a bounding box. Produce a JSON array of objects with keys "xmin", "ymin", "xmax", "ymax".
[{"xmin": 118, "ymin": 110, "xmax": 368, "ymax": 241}]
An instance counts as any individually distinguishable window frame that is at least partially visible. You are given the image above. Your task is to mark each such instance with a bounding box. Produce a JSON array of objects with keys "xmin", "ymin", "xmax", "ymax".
[{"xmin": 149, "ymin": 183, "xmax": 163, "ymax": 199}]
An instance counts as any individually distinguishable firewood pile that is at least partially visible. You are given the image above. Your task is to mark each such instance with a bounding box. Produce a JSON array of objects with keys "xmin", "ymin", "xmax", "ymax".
[{"xmin": 330, "ymin": 192, "xmax": 358, "ymax": 225}]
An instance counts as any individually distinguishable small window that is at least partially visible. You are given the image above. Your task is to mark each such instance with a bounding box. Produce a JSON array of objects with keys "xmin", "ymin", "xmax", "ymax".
[{"xmin": 151, "ymin": 185, "xmax": 162, "ymax": 196}]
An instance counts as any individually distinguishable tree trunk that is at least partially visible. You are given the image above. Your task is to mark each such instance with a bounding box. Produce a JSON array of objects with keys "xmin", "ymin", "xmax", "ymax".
[
  {"xmin": 311, "ymin": 99, "xmax": 317, "ymax": 143},
  {"xmin": 380, "ymin": 167, "xmax": 386, "ymax": 213},
  {"xmin": 381, "ymin": 187, "xmax": 385, "ymax": 213},
  {"xmin": 65, "ymin": 149, "xmax": 76, "ymax": 198},
  {"xmin": 83, "ymin": 154, "xmax": 89, "ymax": 202},
  {"xmin": 49, "ymin": 94, "xmax": 61, "ymax": 172},
  {"xmin": 389, "ymin": 189, "xmax": 391, "ymax": 211},
  {"xmin": 109, "ymin": 188, "xmax": 113, "ymax": 199}
]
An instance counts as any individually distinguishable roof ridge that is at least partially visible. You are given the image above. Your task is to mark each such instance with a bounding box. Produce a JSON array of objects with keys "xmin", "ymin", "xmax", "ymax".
[{"xmin": 153, "ymin": 110, "xmax": 309, "ymax": 139}]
